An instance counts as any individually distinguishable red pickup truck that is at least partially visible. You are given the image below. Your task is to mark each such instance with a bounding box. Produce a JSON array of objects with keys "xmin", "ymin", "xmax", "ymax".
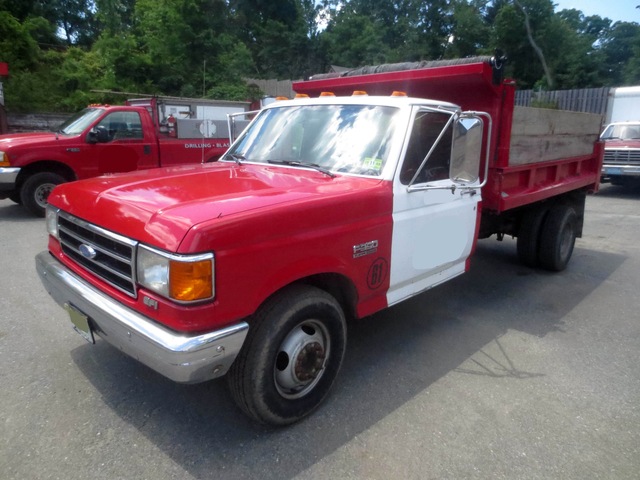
[
  {"xmin": 35, "ymin": 57, "xmax": 603, "ymax": 425},
  {"xmin": 600, "ymin": 121, "xmax": 640, "ymax": 186},
  {"xmin": 0, "ymin": 96, "xmax": 249, "ymax": 216}
]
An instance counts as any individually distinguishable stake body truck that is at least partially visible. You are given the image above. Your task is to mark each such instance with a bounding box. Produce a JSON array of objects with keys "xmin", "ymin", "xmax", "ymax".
[
  {"xmin": 36, "ymin": 57, "xmax": 603, "ymax": 425},
  {"xmin": 0, "ymin": 96, "xmax": 249, "ymax": 216}
]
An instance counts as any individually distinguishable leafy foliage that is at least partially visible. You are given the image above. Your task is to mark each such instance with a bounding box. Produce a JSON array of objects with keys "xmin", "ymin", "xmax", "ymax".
[{"xmin": 0, "ymin": 0, "xmax": 639, "ymax": 112}]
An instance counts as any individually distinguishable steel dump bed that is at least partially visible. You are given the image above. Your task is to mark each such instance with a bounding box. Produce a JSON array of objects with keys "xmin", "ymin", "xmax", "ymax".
[{"xmin": 293, "ymin": 57, "xmax": 603, "ymax": 214}]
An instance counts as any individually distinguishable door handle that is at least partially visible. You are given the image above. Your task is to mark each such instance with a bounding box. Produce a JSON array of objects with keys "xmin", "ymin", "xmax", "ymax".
[{"xmin": 143, "ymin": 145, "xmax": 151, "ymax": 155}]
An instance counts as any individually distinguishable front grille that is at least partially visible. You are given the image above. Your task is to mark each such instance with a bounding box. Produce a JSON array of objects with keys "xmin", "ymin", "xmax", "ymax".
[
  {"xmin": 604, "ymin": 149, "xmax": 640, "ymax": 165},
  {"xmin": 58, "ymin": 212, "xmax": 138, "ymax": 296}
]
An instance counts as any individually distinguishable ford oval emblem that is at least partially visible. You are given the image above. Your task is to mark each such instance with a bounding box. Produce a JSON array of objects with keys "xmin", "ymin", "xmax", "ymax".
[{"xmin": 79, "ymin": 244, "xmax": 97, "ymax": 259}]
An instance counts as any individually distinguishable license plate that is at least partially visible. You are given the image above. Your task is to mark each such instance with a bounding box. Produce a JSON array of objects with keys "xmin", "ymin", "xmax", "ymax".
[
  {"xmin": 66, "ymin": 304, "xmax": 95, "ymax": 344},
  {"xmin": 605, "ymin": 167, "xmax": 622, "ymax": 175}
]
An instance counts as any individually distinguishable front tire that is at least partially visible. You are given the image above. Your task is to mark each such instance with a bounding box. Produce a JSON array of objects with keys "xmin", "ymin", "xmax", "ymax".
[
  {"xmin": 227, "ymin": 285, "xmax": 347, "ymax": 426},
  {"xmin": 20, "ymin": 172, "xmax": 65, "ymax": 217},
  {"xmin": 9, "ymin": 192, "xmax": 22, "ymax": 204}
]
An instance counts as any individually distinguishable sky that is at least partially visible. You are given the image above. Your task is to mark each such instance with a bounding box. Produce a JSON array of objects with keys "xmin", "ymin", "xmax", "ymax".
[{"xmin": 553, "ymin": 0, "xmax": 639, "ymax": 23}]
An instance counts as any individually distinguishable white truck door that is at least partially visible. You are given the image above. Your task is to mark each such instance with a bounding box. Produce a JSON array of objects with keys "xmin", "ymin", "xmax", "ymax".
[{"xmin": 387, "ymin": 108, "xmax": 485, "ymax": 306}]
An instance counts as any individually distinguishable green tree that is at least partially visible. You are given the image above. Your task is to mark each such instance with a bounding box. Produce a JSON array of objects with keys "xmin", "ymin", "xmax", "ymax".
[
  {"xmin": 95, "ymin": 0, "xmax": 137, "ymax": 35},
  {"xmin": 447, "ymin": 0, "xmax": 491, "ymax": 58},
  {"xmin": 4, "ymin": 0, "xmax": 640, "ymax": 113},
  {"xmin": 600, "ymin": 21, "xmax": 640, "ymax": 85},
  {"xmin": 132, "ymin": 0, "xmax": 191, "ymax": 93},
  {"xmin": 491, "ymin": 0, "xmax": 558, "ymax": 89},
  {"xmin": 321, "ymin": 9, "xmax": 390, "ymax": 67},
  {"xmin": 413, "ymin": 0, "xmax": 453, "ymax": 60},
  {"xmin": 554, "ymin": 10, "xmax": 611, "ymax": 87},
  {"xmin": 228, "ymin": 0, "xmax": 315, "ymax": 78},
  {"xmin": 46, "ymin": 0, "xmax": 99, "ymax": 46},
  {"xmin": 319, "ymin": 0, "xmax": 438, "ymax": 66},
  {"xmin": 0, "ymin": 11, "xmax": 42, "ymax": 70},
  {"xmin": 622, "ymin": 27, "xmax": 640, "ymax": 84}
]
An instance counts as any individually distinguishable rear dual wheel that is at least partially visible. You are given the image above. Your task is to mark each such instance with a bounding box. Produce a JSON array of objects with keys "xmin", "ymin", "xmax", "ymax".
[
  {"xmin": 517, "ymin": 204, "xmax": 577, "ymax": 272},
  {"xmin": 538, "ymin": 205, "xmax": 577, "ymax": 271},
  {"xmin": 516, "ymin": 207, "xmax": 548, "ymax": 267},
  {"xmin": 227, "ymin": 285, "xmax": 347, "ymax": 426}
]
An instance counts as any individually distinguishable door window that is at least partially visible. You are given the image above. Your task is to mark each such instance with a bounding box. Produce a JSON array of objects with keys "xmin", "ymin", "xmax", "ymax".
[
  {"xmin": 400, "ymin": 111, "xmax": 453, "ymax": 185},
  {"xmin": 96, "ymin": 111, "xmax": 144, "ymax": 141}
]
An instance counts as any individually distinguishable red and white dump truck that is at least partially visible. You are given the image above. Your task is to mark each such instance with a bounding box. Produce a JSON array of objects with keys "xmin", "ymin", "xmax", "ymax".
[
  {"xmin": 35, "ymin": 57, "xmax": 603, "ymax": 425},
  {"xmin": 0, "ymin": 96, "xmax": 249, "ymax": 216}
]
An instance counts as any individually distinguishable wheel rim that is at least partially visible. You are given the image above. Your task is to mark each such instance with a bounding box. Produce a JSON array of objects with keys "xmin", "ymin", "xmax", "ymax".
[
  {"xmin": 274, "ymin": 319, "xmax": 331, "ymax": 399},
  {"xmin": 34, "ymin": 183, "xmax": 56, "ymax": 208}
]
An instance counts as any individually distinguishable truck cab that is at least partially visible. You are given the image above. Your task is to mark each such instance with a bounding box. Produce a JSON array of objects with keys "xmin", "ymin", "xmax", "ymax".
[
  {"xmin": 0, "ymin": 104, "xmax": 156, "ymax": 215},
  {"xmin": 600, "ymin": 121, "xmax": 640, "ymax": 186},
  {"xmin": 0, "ymin": 96, "xmax": 249, "ymax": 216}
]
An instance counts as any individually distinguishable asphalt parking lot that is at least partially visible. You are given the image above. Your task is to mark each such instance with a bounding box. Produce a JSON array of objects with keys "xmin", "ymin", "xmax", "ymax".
[{"xmin": 1, "ymin": 184, "xmax": 639, "ymax": 480}]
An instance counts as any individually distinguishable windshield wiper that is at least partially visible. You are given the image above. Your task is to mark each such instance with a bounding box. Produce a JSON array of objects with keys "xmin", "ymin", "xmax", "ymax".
[
  {"xmin": 223, "ymin": 153, "xmax": 246, "ymax": 165},
  {"xmin": 267, "ymin": 159, "xmax": 336, "ymax": 178}
]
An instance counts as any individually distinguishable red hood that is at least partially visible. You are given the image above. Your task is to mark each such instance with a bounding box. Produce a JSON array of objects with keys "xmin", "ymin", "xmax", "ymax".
[
  {"xmin": 0, "ymin": 131, "xmax": 61, "ymax": 148},
  {"xmin": 604, "ymin": 138, "xmax": 640, "ymax": 149},
  {"xmin": 49, "ymin": 162, "xmax": 384, "ymax": 251}
]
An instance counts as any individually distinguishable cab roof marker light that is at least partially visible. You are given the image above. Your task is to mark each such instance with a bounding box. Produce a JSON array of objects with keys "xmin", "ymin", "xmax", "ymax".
[
  {"xmin": 319, "ymin": 92, "xmax": 335, "ymax": 97},
  {"xmin": 295, "ymin": 93, "xmax": 310, "ymax": 99},
  {"xmin": 352, "ymin": 90, "xmax": 368, "ymax": 96},
  {"xmin": 275, "ymin": 96, "xmax": 289, "ymax": 101},
  {"xmin": 391, "ymin": 91, "xmax": 407, "ymax": 97}
]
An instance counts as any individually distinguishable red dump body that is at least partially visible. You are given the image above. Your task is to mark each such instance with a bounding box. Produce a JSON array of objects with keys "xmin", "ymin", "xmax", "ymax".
[{"xmin": 293, "ymin": 60, "xmax": 603, "ymax": 214}]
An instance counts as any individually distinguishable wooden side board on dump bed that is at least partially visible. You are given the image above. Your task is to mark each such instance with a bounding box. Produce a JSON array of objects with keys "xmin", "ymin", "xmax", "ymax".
[{"xmin": 509, "ymin": 106, "xmax": 603, "ymax": 166}]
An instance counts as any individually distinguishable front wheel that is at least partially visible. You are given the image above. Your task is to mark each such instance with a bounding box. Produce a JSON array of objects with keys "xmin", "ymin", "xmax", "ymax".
[
  {"xmin": 9, "ymin": 192, "xmax": 22, "ymax": 205},
  {"xmin": 227, "ymin": 285, "xmax": 347, "ymax": 426},
  {"xmin": 20, "ymin": 172, "xmax": 65, "ymax": 217}
]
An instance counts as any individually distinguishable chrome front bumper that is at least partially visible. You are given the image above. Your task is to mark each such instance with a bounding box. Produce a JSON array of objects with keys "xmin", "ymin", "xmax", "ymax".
[
  {"xmin": 0, "ymin": 167, "xmax": 20, "ymax": 189},
  {"xmin": 602, "ymin": 165, "xmax": 640, "ymax": 177},
  {"xmin": 35, "ymin": 251, "xmax": 249, "ymax": 384}
]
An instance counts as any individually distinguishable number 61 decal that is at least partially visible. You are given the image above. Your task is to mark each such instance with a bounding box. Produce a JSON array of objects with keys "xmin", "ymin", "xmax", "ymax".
[{"xmin": 367, "ymin": 258, "xmax": 388, "ymax": 290}]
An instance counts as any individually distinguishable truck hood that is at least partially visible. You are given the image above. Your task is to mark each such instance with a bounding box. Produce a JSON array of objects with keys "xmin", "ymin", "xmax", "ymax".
[
  {"xmin": 604, "ymin": 139, "xmax": 640, "ymax": 149},
  {"xmin": 0, "ymin": 132, "xmax": 62, "ymax": 148},
  {"xmin": 49, "ymin": 162, "xmax": 384, "ymax": 250}
]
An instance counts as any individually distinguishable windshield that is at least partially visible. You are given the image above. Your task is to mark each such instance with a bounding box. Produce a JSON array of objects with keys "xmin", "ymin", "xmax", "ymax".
[
  {"xmin": 57, "ymin": 108, "xmax": 105, "ymax": 135},
  {"xmin": 601, "ymin": 123, "xmax": 640, "ymax": 140},
  {"xmin": 225, "ymin": 104, "xmax": 400, "ymax": 176}
]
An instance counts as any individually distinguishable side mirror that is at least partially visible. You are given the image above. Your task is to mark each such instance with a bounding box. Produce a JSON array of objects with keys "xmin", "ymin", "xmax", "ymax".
[
  {"xmin": 87, "ymin": 126, "xmax": 109, "ymax": 144},
  {"xmin": 450, "ymin": 117, "xmax": 483, "ymax": 184}
]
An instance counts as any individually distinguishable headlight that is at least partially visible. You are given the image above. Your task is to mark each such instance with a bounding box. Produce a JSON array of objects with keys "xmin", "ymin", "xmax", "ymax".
[
  {"xmin": 137, "ymin": 245, "xmax": 214, "ymax": 303},
  {"xmin": 46, "ymin": 206, "xmax": 59, "ymax": 239},
  {"xmin": 0, "ymin": 151, "xmax": 9, "ymax": 167}
]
